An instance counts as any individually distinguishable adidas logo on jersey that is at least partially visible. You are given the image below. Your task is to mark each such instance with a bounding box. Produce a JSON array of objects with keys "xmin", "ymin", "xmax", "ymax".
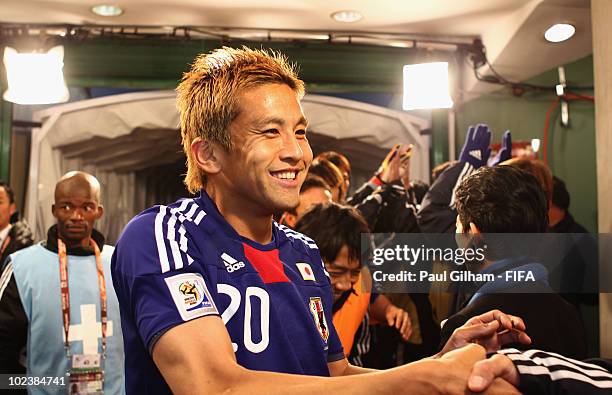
[{"xmin": 221, "ymin": 253, "xmax": 245, "ymax": 273}]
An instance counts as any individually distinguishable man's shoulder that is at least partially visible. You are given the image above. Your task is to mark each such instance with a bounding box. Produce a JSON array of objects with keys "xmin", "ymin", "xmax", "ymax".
[
  {"xmin": 100, "ymin": 244, "xmax": 115, "ymax": 260},
  {"xmin": 8, "ymin": 243, "xmax": 49, "ymax": 265},
  {"xmin": 274, "ymin": 222, "xmax": 319, "ymax": 252},
  {"xmin": 119, "ymin": 198, "xmax": 208, "ymax": 242},
  {"xmin": 273, "ymin": 222, "xmax": 328, "ymax": 277},
  {"xmin": 114, "ymin": 198, "xmax": 211, "ymax": 276},
  {"xmin": 6, "ymin": 243, "xmax": 55, "ymax": 284},
  {"xmin": 6, "ymin": 221, "xmax": 34, "ymax": 249}
]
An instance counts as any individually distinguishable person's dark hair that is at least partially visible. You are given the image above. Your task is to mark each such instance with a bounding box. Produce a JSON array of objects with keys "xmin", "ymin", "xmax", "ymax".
[
  {"xmin": 0, "ymin": 182, "xmax": 15, "ymax": 204},
  {"xmin": 501, "ymin": 158, "xmax": 553, "ymax": 205},
  {"xmin": 317, "ymin": 151, "xmax": 351, "ymax": 177},
  {"xmin": 295, "ymin": 202, "xmax": 370, "ymax": 264},
  {"xmin": 308, "ymin": 158, "xmax": 344, "ymax": 195},
  {"xmin": 552, "ymin": 176, "xmax": 570, "ymax": 211},
  {"xmin": 455, "ymin": 166, "xmax": 548, "ymax": 233},
  {"xmin": 432, "ymin": 160, "xmax": 458, "ymax": 182},
  {"xmin": 300, "ymin": 175, "xmax": 330, "ymax": 194},
  {"xmin": 409, "ymin": 180, "xmax": 429, "ymax": 205}
]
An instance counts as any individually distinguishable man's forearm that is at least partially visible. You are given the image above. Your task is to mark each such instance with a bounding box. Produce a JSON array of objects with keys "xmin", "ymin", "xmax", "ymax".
[
  {"xmin": 231, "ymin": 360, "xmax": 444, "ymax": 395},
  {"xmin": 369, "ymin": 293, "xmax": 391, "ymax": 322},
  {"xmin": 165, "ymin": 358, "xmax": 443, "ymax": 395},
  {"xmin": 340, "ymin": 364, "xmax": 377, "ymax": 376}
]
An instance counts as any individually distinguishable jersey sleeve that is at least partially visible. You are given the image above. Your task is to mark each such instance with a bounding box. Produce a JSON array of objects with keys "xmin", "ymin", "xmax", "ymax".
[
  {"xmin": 326, "ymin": 306, "xmax": 345, "ymax": 363},
  {"xmin": 498, "ymin": 348, "xmax": 612, "ymax": 394},
  {"xmin": 309, "ymin": 248, "xmax": 344, "ymax": 363},
  {"xmin": 111, "ymin": 206, "xmax": 220, "ymax": 353},
  {"xmin": 0, "ymin": 259, "xmax": 28, "ymax": 374},
  {"xmin": 417, "ymin": 161, "xmax": 468, "ymax": 233}
]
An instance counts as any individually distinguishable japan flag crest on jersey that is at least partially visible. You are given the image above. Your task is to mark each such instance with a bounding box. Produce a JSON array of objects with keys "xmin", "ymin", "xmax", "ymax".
[
  {"xmin": 309, "ymin": 297, "xmax": 329, "ymax": 342},
  {"xmin": 296, "ymin": 262, "xmax": 316, "ymax": 281}
]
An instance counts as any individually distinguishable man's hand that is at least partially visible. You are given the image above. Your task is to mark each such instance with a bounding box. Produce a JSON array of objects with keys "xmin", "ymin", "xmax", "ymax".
[
  {"xmin": 489, "ymin": 130, "xmax": 512, "ymax": 167},
  {"xmin": 468, "ymin": 354, "xmax": 520, "ymax": 393},
  {"xmin": 438, "ymin": 310, "xmax": 532, "ymax": 357},
  {"xmin": 459, "ymin": 124, "xmax": 492, "ymax": 169},
  {"xmin": 398, "ymin": 144, "xmax": 412, "ymax": 188},
  {"xmin": 375, "ymin": 144, "xmax": 399, "ymax": 181},
  {"xmin": 384, "ymin": 304, "xmax": 412, "ymax": 341},
  {"xmin": 435, "ymin": 344, "xmax": 520, "ymax": 395},
  {"xmin": 379, "ymin": 145, "xmax": 403, "ymax": 183}
]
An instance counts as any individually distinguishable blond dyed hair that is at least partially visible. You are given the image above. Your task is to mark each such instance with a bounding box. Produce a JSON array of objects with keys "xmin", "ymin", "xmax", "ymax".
[{"xmin": 176, "ymin": 46, "xmax": 305, "ymax": 193}]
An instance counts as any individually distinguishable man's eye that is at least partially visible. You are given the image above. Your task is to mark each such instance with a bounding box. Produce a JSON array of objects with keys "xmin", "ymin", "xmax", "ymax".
[
  {"xmin": 264, "ymin": 129, "xmax": 280, "ymax": 135},
  {"xmin": 84, "ymin": 206, "xmax": 94, "ymax": 212},
  {"xmin": 295, "ymin": 129, "xmax": 307, "ymax": 137}
]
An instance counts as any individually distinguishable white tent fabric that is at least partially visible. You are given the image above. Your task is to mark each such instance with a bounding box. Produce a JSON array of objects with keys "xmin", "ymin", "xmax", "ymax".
[{"xmin": 27, "ymin": 91, "xmax": 430, "ymax": 243}]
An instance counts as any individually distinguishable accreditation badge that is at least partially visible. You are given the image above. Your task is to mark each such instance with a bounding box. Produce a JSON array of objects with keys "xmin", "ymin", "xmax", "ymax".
[{"xmin": 68, "ymin": 354, "xmax": 104, "ymax": 395}]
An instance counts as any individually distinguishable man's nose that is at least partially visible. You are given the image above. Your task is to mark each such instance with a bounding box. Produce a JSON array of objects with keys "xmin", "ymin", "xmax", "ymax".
[
  {"xmin": 279, "ymin": 133, "xmax": 304, "ymax": 163},
  {"xmin": 70, "ymin": 208, "xmax": 85, "ymax": 220},
  {"xmin": 334, "ymin": 275, "xmax": 352, "ymax": 292}
]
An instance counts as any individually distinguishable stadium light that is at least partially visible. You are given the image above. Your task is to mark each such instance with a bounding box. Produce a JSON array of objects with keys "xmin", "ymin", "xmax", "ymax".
[
  {"xmin": 2, "ymin": 45, "xmax": 70, "ymax": 105},
  {"xmin": 403, "ymin": 62, "xmax": 453, "ymax": 110}
]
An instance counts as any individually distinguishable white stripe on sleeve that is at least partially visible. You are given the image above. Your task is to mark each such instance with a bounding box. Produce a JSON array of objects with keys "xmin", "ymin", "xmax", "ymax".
[
  {"xmin": 0, "ymin": 262, "xmax": 14, "ymax": 300},
  {"xmin": 155, "ymin": 206, "xmax": 171, "ymax": 273}
]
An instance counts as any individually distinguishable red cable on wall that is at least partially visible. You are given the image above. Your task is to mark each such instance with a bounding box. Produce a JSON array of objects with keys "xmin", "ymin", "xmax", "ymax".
[{"xmin": 542, "ymin": 92, "xmax": 594, "ymax": 166}]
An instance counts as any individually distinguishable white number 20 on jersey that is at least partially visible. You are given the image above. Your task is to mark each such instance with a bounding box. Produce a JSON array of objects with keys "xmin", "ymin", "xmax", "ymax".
[{"xmin": 217, "ymin": 284, "xmax": 270, "ymax": 353}]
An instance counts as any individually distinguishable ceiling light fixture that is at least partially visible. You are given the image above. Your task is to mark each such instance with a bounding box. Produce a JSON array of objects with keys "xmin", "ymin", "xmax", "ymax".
[
  {"xmin": 331, "ymin": 10, "xmax": 363, "ymax": 23},
  {"xmin": 91, "ymin": 4, "xmax": 124, "ymax": 17},
  {"xmin": 544, "ymin": 23, "xmax": 575, "ymax": 43}
]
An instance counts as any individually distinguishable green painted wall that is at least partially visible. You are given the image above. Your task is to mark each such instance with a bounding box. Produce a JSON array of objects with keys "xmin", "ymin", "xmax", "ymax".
[
  {"xmin": 452, "ymin": 56, "xmax": 596, "ymax": 233},
  {"xmin": 60, "ymin": 38, "xmax": 450, "ymax": 92}
]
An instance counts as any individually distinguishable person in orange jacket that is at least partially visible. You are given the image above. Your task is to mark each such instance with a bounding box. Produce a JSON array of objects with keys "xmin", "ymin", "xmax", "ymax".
[{"xmin": 295, "ymin": 202, "xmax": 411, "ymax": 363}]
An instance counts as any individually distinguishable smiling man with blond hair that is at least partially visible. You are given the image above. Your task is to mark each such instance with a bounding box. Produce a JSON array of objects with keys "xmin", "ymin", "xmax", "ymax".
[{"xmin": 111, "ymin": 46, "xmax": 526, "ymax": 395}]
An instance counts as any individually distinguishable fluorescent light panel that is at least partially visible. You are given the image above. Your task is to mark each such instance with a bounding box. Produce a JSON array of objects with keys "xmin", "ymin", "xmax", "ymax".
[
  {"xmin": 403, "ymin": 62, "xmax": 453, "ymax": 110},
  {"xmin": 3, "ymin": 46, "xmax": 70, "ymax": 105}
]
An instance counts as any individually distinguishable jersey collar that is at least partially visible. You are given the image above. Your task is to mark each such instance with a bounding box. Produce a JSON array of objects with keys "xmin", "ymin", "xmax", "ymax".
[{"xmin": 195, "ymin": 189, "xmax": 282, "ymax": 251}]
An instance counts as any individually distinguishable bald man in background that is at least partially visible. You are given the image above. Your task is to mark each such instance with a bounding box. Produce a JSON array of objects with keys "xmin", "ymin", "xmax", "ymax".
[{"xmin": 0, "ymin": 171, "xmax": 125, "ymax": 395}]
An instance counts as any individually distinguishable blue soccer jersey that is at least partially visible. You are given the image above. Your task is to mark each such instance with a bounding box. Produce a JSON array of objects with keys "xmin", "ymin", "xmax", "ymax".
[{"xmin": 111, "ymin": 191, "xmax": 344, "ymax": 394}]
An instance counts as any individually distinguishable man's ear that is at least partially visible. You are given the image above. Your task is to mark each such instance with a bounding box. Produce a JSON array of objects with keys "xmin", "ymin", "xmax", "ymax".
[
  {"xmin": 95, "ymin": 204, "xmax": 104, "ymax": 220},
  {"xmin": 8, "ymin": 203, "xmax": 16, "ymax": 217},
  {"xmin": 280, "ymin": 212, "xmax": 297, "ymax": 229},
  {"xmin": 51, "ymin": 204, "xmax": 58, "ymax": 219},
  {"xmin": 191, "ymin": 137, "xmax": 222, "ymax": 175}
]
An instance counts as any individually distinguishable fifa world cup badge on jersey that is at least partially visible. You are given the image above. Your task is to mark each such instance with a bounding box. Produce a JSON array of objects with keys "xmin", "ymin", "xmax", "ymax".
[
  {"xmin": 296, "ymin": 262, "xmax": 316, "ymax": 281},
  {"xmin": 69, "ymin": 353, "xmax": 104, "ymax": 394},
  {"xmin": 309, "ymin": 297, "xmax": 329, "ymax": 342},
  {"xmin": 165, "ymin": 273, "xmax": 218, "ymax": 320}
]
